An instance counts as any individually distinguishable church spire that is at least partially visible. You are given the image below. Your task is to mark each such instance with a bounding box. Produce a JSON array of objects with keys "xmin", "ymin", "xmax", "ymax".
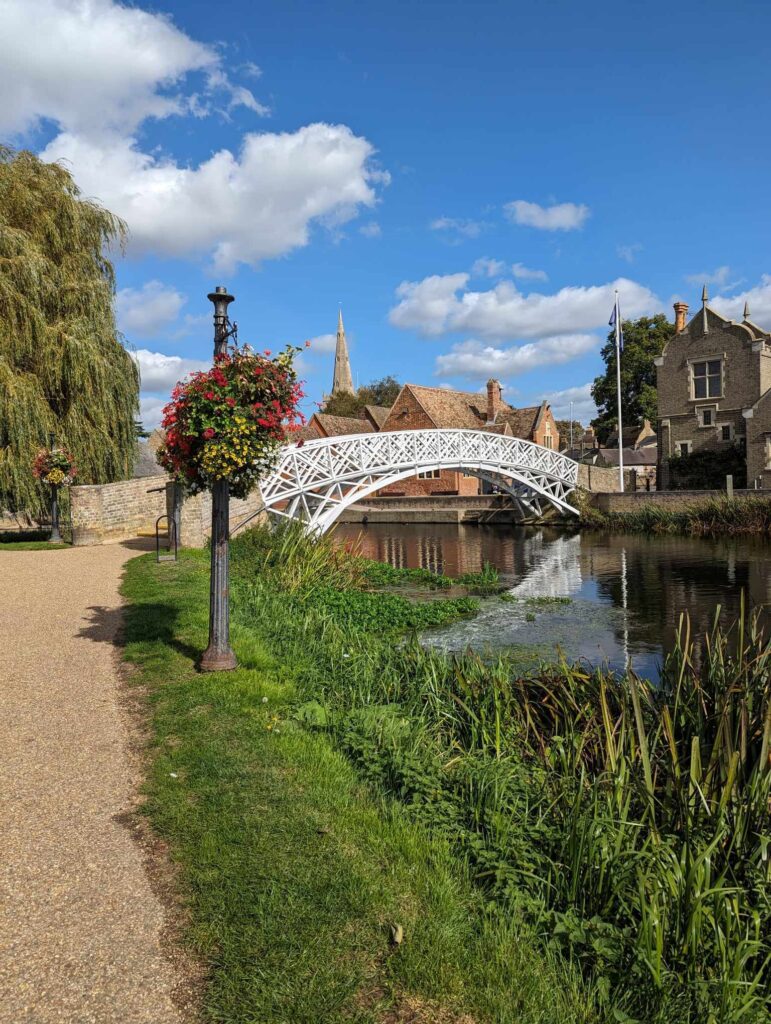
[{"xmin": 332, "ymin": 307, "xmax": 354, "ymax": 394}]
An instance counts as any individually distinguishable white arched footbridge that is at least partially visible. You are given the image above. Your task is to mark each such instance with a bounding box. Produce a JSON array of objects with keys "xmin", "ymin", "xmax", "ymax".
[{"xmin": 260, "ymin": 429, "xmax": 579, "ymax": 534}]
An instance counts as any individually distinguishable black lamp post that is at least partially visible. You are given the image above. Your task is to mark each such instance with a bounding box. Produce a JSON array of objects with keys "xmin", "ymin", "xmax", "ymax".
[
  {"xmin": 48, "ymin": 433, "xmax": 62, "ymax": 544},
  {"xmin": 200, "ymin": 286, "xmax": 238, "ymax": 672}
]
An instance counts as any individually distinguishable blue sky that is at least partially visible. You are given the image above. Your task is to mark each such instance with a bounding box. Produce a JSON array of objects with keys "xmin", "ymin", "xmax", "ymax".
[{"xmin": 3, "ymin": 0, "xmax": 771, "ymax": 428}]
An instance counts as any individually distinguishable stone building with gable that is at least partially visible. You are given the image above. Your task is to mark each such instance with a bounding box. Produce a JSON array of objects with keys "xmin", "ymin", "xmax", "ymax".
[{"xmin": 655, "ymin": 287, "xmax": 771, "ymax": 488}]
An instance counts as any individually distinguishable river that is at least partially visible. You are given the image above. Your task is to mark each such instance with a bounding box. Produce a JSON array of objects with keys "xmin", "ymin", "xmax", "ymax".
[{"xmin": 332, "ymin": 522, "xmax": 771, "ymax": 679}]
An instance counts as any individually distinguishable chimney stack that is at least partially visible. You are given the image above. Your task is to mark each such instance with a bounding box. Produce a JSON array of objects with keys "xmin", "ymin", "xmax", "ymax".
[
  {"xmin": 673, "ymin": 301, "xmax": 689, "ymax": 333},
  {"xmin": 486, "ymin": 378, "xmax": 502, "ymax": 423}
]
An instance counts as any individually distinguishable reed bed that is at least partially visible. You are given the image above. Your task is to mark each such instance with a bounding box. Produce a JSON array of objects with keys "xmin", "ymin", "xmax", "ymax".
[
  {"xmin": 582, "ymin": 495, "xmax": 771, "ymax": 536},
  {"xmin": 232, "ymin": 526, "xmax": 771, "ymax": 1023}
]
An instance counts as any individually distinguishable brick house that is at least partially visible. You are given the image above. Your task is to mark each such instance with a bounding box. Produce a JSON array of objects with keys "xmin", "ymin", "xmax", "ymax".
[
  {"xmin": 655, "ymin": 288, "xmax": 771, "ymax": 487},
  {"xmin": 377, "ymin": 380, "xmax": 560, "ymax": 497}
]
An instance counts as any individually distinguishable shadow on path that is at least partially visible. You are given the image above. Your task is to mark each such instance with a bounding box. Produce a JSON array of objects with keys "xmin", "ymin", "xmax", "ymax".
[{"xmin": 79, "ymin": 603, "xmax": 201, "ymax": 667}]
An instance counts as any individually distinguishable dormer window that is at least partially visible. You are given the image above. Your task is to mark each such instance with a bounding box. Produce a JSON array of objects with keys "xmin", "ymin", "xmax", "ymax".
[{"xmin": 692, "ymin": 359, "xmax": 722, "ymax": 399}]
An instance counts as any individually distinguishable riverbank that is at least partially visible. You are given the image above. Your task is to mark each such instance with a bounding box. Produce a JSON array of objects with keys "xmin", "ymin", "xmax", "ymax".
[
  {"xmin": 123, "ymin": 525, "xmax": 771, "ymax": 1023},
  {"xmin": 122, "ymin": 544, "xmax": 591, "ymax": 1024},
  {"xmin": 579, "ymin": 492, "xmax": 771, "ymax": 535}
]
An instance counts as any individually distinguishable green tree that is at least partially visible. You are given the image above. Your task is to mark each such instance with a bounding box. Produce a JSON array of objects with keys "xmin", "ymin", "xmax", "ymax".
[
  {"xmin": 357, "ymin": 375, "xmax": 401, "ymax": 408},
  {"xmin": 555, "ymin": 419, "xmax": 584, "ymax": 447},
  {"xmin": 323, "ymin": 375, "xmax": 401, "ymax": 417},
  {"xmin": 591, "ymin": 314, "xmax": 673, "ymax": 443},
  {"xmin": 0, "ymin": 147, "xmax": 138, "ymax": 514}
]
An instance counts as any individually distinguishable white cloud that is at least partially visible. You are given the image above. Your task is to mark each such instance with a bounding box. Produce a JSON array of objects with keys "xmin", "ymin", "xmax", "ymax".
[
  {"xmin": 116, "ymin": 281, "xmax": 186, "ymax": 338},
  {"xmin": 42, "ymin": 124, "xmax": 386, "ymax": 272},
  {"xmin": 504, "ymin": 200, "xmax": 590, "ymax": 232},
  {"xmin": 436, "ymin": 335, "xmax": 599, "ymax": 380},
  {"xmin": 307, "ymin": 333, "xmax": 337, "ymax": 353},
  {"xmin": 0, "ymin": 0, "xmax": 265, "ymax": 137},
  {"xmin": 3, "ymin": 0, "xmax": 387, "ymax": 272},
  {"xmin": 360, "ymin": 221, "xmax": 382, "ymax": 238},
  {"xmin": 511, "ymin": 262, "xmax": 548, "ymax": 281},
  {"xmin": 709, "ymin": 275, "xmax": 771, "ymax": 328},
  {"xmin": 389, "ymin": 274, "xmax": 660, "ymax": 340},
  {"xmin": 617, "ymin": 244, "xmax": 642, "ymax": 264},
  {"xmin": 684, "ymin": 265, "xmax": 738, "ymax": 290},
  {"xmin": 138, "ymin": 394, "xmax": 168, "ymax": 431},
  {"xmin": 539, "ymin": 383, "xmax": 597, "ymax": 424},
  {"xmin": 471, "ymin": 258, "xmax": 506, "ymax": 278},
  {"xmin": 133, "ymin": 349, "xmax": 209, "ymax": 393},
  {"xmin": 430, "ymin": 216, "xmax": 487, "ymax": 240}
]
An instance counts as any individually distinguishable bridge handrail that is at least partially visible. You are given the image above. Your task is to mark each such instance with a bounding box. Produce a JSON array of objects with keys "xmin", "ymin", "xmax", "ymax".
[{"xmin": 278, "ymin": 428, "xmax": 578, "ymax": 483}]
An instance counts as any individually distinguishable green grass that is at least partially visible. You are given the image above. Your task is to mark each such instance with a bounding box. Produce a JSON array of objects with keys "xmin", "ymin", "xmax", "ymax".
[
  {"xmin": 0, "ymin": 539, "xmax": 69, "ymax": 549},
  {"xmin": 122, "ymin": 549, "xmax": 596, "ymax": 1024}
]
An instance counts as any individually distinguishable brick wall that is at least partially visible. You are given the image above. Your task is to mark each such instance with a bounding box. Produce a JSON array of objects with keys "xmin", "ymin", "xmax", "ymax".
[
  {"xmin": 71, "ymin": 475, "xmax": 168, "ymax": 545},
  {"xmin": 577, "ymin": 463, "xmax": 626, "ymax": 492},
  {"xmin": 533, "ymin": 406, "xmax": 560, "ymax": 452},
  {"xmin": 71, "ymin": 474, "xmax": 268, "ymax": 547},
  {"xmin": 590, "ymin": 488, "xmax": 770, "ymax": 514},
  {"xmin": 377, "ymin": 389, "xmax": 480, "ymax": 497}
]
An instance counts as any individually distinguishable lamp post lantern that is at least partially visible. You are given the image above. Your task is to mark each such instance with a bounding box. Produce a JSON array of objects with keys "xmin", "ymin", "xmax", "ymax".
[{"xmin": 200, "ymin": 286, "xmax": 238, "ymax": 672}]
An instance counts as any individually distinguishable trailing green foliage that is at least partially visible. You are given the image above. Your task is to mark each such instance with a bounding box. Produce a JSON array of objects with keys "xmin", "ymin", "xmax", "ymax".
[
  {"xmin": 0, "ymin": 146, "xmax": 138, "ymax": 514},
  {"xmin": 582, "ymin": 495, "xmax": 771, "ymax": 536},
  {"xmin": 306, "ymin": 586, "xmax": 478, "ymax": 632},
  {"xmin": 360, "ymin": 556, "xmax": 502, "ymax": 594},
  {"xmin": 232, "ymin": 525, "xmax": 771, "ymax": 1024}
]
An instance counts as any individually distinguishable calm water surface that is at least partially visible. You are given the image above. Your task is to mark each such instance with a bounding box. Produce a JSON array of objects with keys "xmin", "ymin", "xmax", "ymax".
[{"xmin": 332, "ymin": 522, "xmax": 771, "ymax": 679}]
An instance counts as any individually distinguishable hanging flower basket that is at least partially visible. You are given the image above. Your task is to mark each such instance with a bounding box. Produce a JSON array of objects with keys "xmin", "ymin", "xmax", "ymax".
[
  {"xmin": 32, "ymin": 447, "xmax": 77, "ymax": 487},
  {"xmin": 157, "ymin": 345, "xmax": 305, "ymax": 498}
]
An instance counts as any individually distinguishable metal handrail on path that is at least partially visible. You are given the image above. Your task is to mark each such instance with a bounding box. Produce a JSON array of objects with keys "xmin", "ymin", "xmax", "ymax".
[{"xmin": 155, "ymin": 514, "xmax": 178, "ymax": 563}]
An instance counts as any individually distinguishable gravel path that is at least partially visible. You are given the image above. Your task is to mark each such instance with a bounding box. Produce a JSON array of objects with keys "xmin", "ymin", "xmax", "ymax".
[{"xmin": 0, "ymin": 543, "xmax": 187, "ymax": 1024}]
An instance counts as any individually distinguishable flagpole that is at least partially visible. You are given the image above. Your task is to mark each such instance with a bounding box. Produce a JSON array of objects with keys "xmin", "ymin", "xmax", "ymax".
[{"xmin": 614, "ymin": 290, "xmax": 624, "ymax": 492}]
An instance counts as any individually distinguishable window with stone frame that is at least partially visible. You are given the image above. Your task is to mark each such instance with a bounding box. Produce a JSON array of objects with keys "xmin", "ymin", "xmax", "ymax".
[
  {"xmin": 692, "ymin": 359, "xmax": 722, "ymax": 399},
  {"xmin": 676, "ymin": 440, "xmax": 692, "ymax": 456},
  {"xmin": 720, "ymin": 423, "xmax": 733, "ymax": 442},
  {"xmin": 699, "ymin": 407, "xmax": 715, "ymax": 427}
]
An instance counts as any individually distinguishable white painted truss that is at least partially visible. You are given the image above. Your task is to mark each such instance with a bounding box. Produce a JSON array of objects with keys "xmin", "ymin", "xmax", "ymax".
[{"xmin": 260, "ymin": 428, "xmax": 580, "ymax": 534}]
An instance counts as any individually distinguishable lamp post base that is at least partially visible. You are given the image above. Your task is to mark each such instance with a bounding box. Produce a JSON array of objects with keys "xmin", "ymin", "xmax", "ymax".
[{"xmin": 200, "ymin": 645, "xmax": 238, "ymax": 672}]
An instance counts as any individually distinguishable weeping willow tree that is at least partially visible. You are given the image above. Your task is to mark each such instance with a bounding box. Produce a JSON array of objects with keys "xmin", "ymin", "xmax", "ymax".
[{"xmin": 0, "ymin": 146, "xmax": 139, "ymax": 515}]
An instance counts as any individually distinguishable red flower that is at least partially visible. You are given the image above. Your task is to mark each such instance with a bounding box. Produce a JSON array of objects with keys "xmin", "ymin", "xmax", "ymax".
[
  {"xmin": 263, "ymin": 349, "xmax": 271, "ymax": 356},
  {"xmin": 203, "ymin": 428, "xmax": 216, "ymax": 439},
  {"xmin": 226, "ymin": 397, "xmax": 236, "ymax": 407},
  {"xmin": 205, "ymin": 391, "xmax": 215, "ymax": 400}
]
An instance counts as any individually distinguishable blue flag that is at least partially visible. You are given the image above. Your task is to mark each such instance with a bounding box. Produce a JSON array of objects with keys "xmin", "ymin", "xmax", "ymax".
[{"xmin": 609, "ymin": 302, "xmax": 624, "ymax": 351}]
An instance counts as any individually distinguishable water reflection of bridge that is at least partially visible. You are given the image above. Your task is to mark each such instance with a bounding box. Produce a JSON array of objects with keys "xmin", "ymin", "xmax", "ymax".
[{"xmin": 339, "ymin": 523, "xmax": 771, "ymax": 662}]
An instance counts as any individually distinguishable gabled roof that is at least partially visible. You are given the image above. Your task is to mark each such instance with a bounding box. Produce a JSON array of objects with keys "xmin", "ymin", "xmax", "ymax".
[
  {"xmin": 599, "ymin": 447, "xmax": 657, "ymax": 467},
  {"xmin": 384, "ymin": 382, "xmax": 552, "ymax": 441},
  {"xmin": 496, "ymin": 405, "xmax": 540, "ymax": 438},
  {"xmin": 311, "ymin": 413, "xmax": 375, "ymax": 437},
  {"xmin": 362, "ymin": 404, "xmax": 391, "ymax": 429},
  {"xmin": 402, "ymin": 384, "xmax": 488, "ymax": 430}
]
